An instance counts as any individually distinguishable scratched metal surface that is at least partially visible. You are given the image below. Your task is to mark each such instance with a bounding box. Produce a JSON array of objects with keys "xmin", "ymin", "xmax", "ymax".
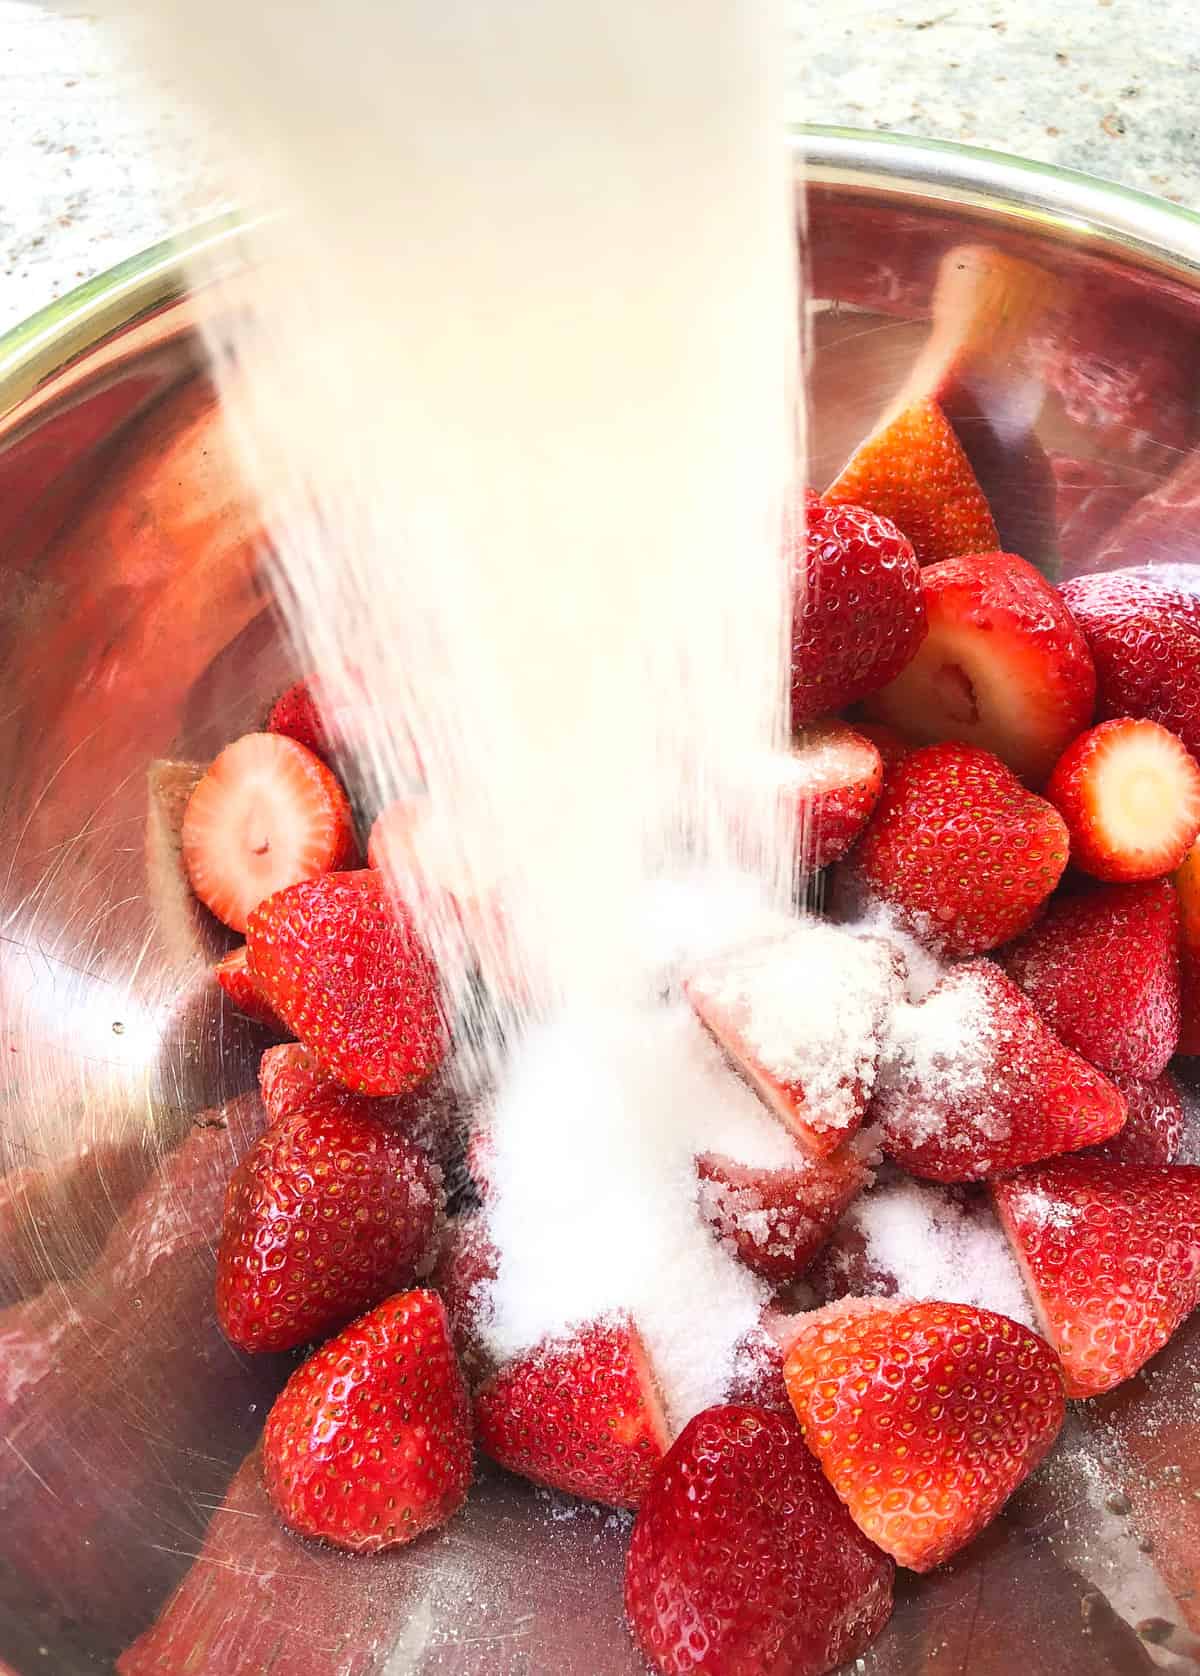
[{"xmin": 0, "ymin": 136, "xmax": 1199, "ymax": 1674}]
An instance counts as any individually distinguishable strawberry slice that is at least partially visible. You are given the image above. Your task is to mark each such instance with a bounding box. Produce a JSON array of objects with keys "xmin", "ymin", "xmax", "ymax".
[
  {"xmin": 993, "ymin": 1158, "xmax": 1200, "ymax": 1397},
  {"xmin": 262, "ymin": 1289, "xmax": 472, "ymax": 1552},
  {"xmin": 696, "ymin": 1144, "xmax": 871, "ymax": 1282},
  {"xmin": 790, "ymin": 496, "xmax": 926, "ymax": 724},
  {"xmin": 1087, "ymin": 1069, "xmax": 1185, "ymax": 1166},
  {"xmin": 266, "ymin": 677, "xmax": 334, "ymax": 765},
  {"xmin": 783, "ymin": 1298, "xmax": 1065, "ymax": 1571},
  {"xmin": 182, "ymin": 732, "xmax": 358, "ymax": 933},
  {"xmin": 1176, "ymin": 836, "xmax": 1200, "ymax": 1055},
  {"xmin": 1046, "ymin": 718, "xmax": 1200, "ymax": 882},
  {"xmin": 1001, "ymin": 879, "xmax": 1180, "ymax": 1079},
  {"xmin": 823, "ymin": 397, "xmax": 1000, "ymax": 568},
  {"xmin": 865, "ymin": 550, "xmax": 1097, "ymax": 785},
  {"xmin": 213, "ymin": 946, "xmax": 288, "ymax": 1032},
  {"xmin": 474, "ymin": 1316, "xmax": 669, "ymax": 1508},
  {"xmin": 876, "ymin": 960, "xmax": 1126, "ymax": 1182},
  {"xmin": 625, "ymin": 1406, "xmax": 894, "ymax": 1676},
  {"xmin": 216, "ymin": 1096, "xmax": 443, "ymax": 1353},
  {"xmin": 684, "ymin": 924, "xmax": 903, "ymax": 1158},
  {"xmin": 765, "ymin": 722, "xmax": 883, "ymax": 873},
  {"xmin": 847, "ymin": 742, "xmax": 1069, "ymax": 956},
  {"xmin": 246, "ymin": 869, "xmax": 447, "ymax": 1096}
]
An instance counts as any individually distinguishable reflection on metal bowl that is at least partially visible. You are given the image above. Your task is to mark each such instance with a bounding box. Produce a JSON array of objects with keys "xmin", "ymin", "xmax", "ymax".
[{"xmin": 1, "ymin": 129, "xmax": 1199, "ymax": 1674}]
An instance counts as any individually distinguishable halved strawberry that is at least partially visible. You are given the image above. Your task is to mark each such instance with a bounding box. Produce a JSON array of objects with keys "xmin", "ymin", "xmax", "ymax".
[
  {"xmin": 684, "ymin": 924, "xmax": 903, "ymax": 1158},
  {"xmin": 266, "ymin": 677, "xmax": 333, "ymax": 765},
  {"xmin": 823, "ymin": 398, "xmax": 999, "ymax": 568},
  {"xmin": 1176, "ymin": 837, "xmax": 1200, "ymax": 1055},
  {"xmin": 847, "ymin": 742, "xmax": 1069, "ymax": 956},
  {"xmin": 790, "ymin": 496, "xmax": 926, "ymax": 725},
  {"xmin": 696, "ymin": 1144, "xmax": 872, "ymax": 1282},
  {"xmin": 182, "ymin": 733, "xmax": 357, "ymax": 933},
  {"xmin": 262, "ymin": 1289, "xmax": 472, "ymax": 1552},
  {"xmin": 876, "ymin": 959, "xmax": 1126, "ymax": 1182},
  {"xmin": 216, "ymin": 1096, "xmax": 443, "ymax": 1353},
  {"xmin": 993, "ymin": 1158, "xmax": 1200, "ymax": 1397},
  {"xmin": 1000, "ymin": 879, "xmax": 1180, "ymax": 1079},
  {"xmin": 625, "ymin": 1406, "xmax": 894, "ymax": 1676},
  {"xmin": 766, "ymin": 722, "xmax": 883, "ymax": 873},
  {"xmin": 246, "ymin": 870, "xmax": 447, "ymax": 1097},
  {"xmin": 474, "ymin": 1316, "xmax": 669, "ymax": 1508},
  {"xmin": 865, "ymin": 550, "xmax": 1097, "ymax": 785},
  {"xmin": 213, "ymin": 946, "xmax": 288, "ymax": 1032},
  {"xmin": 1088, "ymin": 1069, "xmax": 1185, "ymax": 1166},
  {"xmin": 783, "ymin": 1298, "xmax": 1065, "ymax": 1571},
  {"xmin": 1046, "ymin": 718, "xmax": 1200, "ymax": 882}
]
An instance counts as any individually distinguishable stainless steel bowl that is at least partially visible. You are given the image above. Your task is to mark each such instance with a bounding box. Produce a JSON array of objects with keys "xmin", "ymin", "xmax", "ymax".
[{"xmin": 2, "ymin": 130, "xmax": 1200, "ymax": 1676}]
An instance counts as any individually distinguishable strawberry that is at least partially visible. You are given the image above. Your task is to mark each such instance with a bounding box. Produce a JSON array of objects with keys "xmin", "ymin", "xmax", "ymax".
[
  {"xmin": 216, "ymin": 1097, "xmax": 442, "ymax": 1353},
  {"xmin": 1061, "ymin": 568, "xmax": 1200, "ymax": 759},
  {"xmin": 625, "ymin": 1406, "xmax": 894, "ymax": 1676},
  {"xmin": 993, "ymin": 1158, "xmax": 1200, "ymax": 1396},
  {"xmin": 266, "ymin": 677, "xmax": 334, "ymax": 765},
  {"xmin": 783, "ymin": 1298, "xmax": 1065, "ymax": 1571},
  {"xmin": 430, "ymin": 1212, "xmax": 498, "ymax": 1386},
  {"xmin": 262, "ymin": 1289, "xmax": 472, "ymax": 1551},
  {"xmin": 876, "ymin": 960, "xmax": 1126, "ymax": 1181},
  {"xmin": 213, "ymin": 946, "xmax": 288, "ymax": 1032},
  {"xmin": 182, "ymin": 732, "xmax": 357, "ymax": 933},
  {"xmin": 256, "ymin": 1041, "xmax": 332, "ymax": 1122},
  {"xmin": 724, "ymin": 1317, "xmax": 796, "ymax": 1413},
  {"xmin": 865, "ymin": 550, "xmax": 1097, "ymax": 785},
  {"xmin": 823, "ymin": 397, "xmax": 999, "ymax": 568},
  {"xmin": 848, "ymin": 742, "xmax": 1069, "ymax": 956},
  {"xmin": 1176, "ymin": 836, "xmax": 1200, "ymax": 1055},
  {"xmin": 1088, "ymin": 1069, "xmax": 1185, "ymax": 1166},
  {"xmin": 246, "ymin": 869, "xmax": 447, "ymax": 1096},
  {"xmin": 790, "ymin": 496, "xmax": 926, "ymax": 725},
  {"xmin": 1046, "ymin": 718, "xmax": 1200, "ymax": 882},
  {"xmin": 473, "ymin": 1316, "xmax": 669, "ymax": 1508},
  {"xmin": 696, "ymin": 1145, "xmax": 871, "ymax": 1282},
  {"xmin": 768, "ymin": 722, "xmax": 883, "ymax": 872},
  {"xmin": 684, "ymin": 925, "xmax": 903, "ymax": 1158},
  {"xmin": 853, "ymin": 720, "xmax": 911, "ymax": 774},
  {"xmin": 1000, "ymin": 880, "xmax": 1180, "ymax": 1079}
]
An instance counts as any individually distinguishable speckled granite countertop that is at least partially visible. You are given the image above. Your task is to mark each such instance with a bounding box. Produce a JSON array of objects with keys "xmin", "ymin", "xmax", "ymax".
[{"xmin": 2, "ymin": 0, "xmax": 1198, "ymax": 338}]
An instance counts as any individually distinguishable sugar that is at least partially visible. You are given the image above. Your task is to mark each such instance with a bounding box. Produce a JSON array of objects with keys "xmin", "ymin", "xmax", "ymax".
[
  {"xmin": 1006, "ymin": 1183, "xmax": 1080, "ymax": 1233},
  {"xmin": 837, "ymin": 1175, "xmax": 1035, "ymax": 1328},
  {"xmin": 877, "ymin": 964, "xmax": 1006, "ymax": 1160},
  {"xmin": 844, "ymin": 901, "xmax": 945, "ymax": 1002}
]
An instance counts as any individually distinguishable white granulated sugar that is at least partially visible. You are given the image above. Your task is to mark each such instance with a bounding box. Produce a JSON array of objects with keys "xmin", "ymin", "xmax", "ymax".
[
  {"xmin": 483, "ymin": 1000, "xmax": 816, "ymax": 1430},
  {"xmin": 695, "ymin": 920, "xmax": 904, "ymax": 1134},
  {"xmin": 636, "ymin": 871, "xmax": 792, "ymax": 1003},
  {"xmin": 878, "ymin": 966, "xmax": 1004, "ymax": 1155},
  {"xmin": 1009, "ymin": 1185, "xmax": 1080, "ymax": 1233},
  {"xmin": 844, "ymin": 901, "xmax": 946, "ymax": 1002},
  {"xmin": 844, "ymin": 1177, "xmax": 1035, "ymax": 1328}
]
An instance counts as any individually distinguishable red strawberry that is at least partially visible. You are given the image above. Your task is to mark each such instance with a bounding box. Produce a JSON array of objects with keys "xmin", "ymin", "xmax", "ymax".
[
  {"xmin": 790, "ymin": 496, "xmax": 926, "ymax": 725},
  {"xmin": 768, "ymin": 722, "xmax": 883, "ymax": 872},
  {"xmin": 216, "ymin": 1098, "xmax": 442, "ymax": 1353},
  {"xmin": 1061, "ymin": 568, "xmax": 1200, "ymax": 759},
  {"xmin": 993, "ymin": 1158, "xmax": 1200, "ymax": 1397},
  {"xmin": 848, "ymin": 742, "xmax": 1069, "ymax": 956},
  {"xmin": 625, "ymin": 1406, "xmax": 894, "ymax": 1676},
  {"xmin": 1088, "ymin": 1069, "xmax": 1185, "ymax": 1166},
  {"xmin": 783, "ymin": 1298, "xmax": 1065, "ymax": 1571},
  {"xmin": 1046, "ymin": 718, "xmax": 1200, "ymax": 882},
  {"xmin": 246, "ymin": 869, "xmax": 447, "ymax": 1097},
  {"xmin": 266, "ymin": 677, "xmax": 334, "ymax": 765},
  {"xmin": 724, "ymin": 1316, "xmax": 797, "ymax": 1413},
  {"xmin": 182, "ymin": 733, "xmax": 357, "ymax": 933},
  {"xmin": 213, "ymin": 946, "xmax": 288, "ymax": 1032},
  {"xmin": 474, "ymin": 1316, "xmax": 669, "ymax": 1508},
  {"xmin": 262, "ymin": 1289, "xmax": 472, "ymax": 1551},
  {"xmin": 865, "ymin": 551, "xmax": 1097, "ymax": 785},
  {"xmin": 876, "ymin": 959, "xmax": 1126, "ymax": 1182},
  {"xmin": 1176, "ymin": 837, "xmax": 1200, "ymax": 1054},
  {"xmin": 684, "ymin": 925, "xmax": 903, "ymax": 1158},
  {"xmin": 1000, "ymin": 880, "xmax": 1180, "ymax": 1079},
  {"xmin": 431, "ymin": 1212, "xmax": 498, "ymax": 1387},
  {"xmin": 696, "ymin": 1145, "xmax": 871, "ymax": 1282},
  {"xmin": 256, "ymin": 1041, "xmax": 333, "ymax": 1122},
  {"xmin": 823, "ymin": 397, "xmax": 1000, "ymax": 568}
]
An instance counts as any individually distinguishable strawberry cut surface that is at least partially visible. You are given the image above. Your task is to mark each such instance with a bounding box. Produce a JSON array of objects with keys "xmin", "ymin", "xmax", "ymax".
[
  {"xmin": 770, "ymin": 722, "xmax": 884, "ymax": 873},
  {"xmin": 262, "ymin": 1289, "xmax": 472, "ymax": 1552},
  {"xmin": 783, "ymin": 1298, "xmax": 1065, "ymax": 1572},
  {"xmin": 625, "ymin": 1405, "xmax": 894, "ymax": 1676},
  {"xmin": 1046, "ymin": 717, "xmax": 1200, "ymax": 882},
  {"xmin": 474, "ymin": 1316, "xmax": 669, "ymax": 1508},
  {"xmin": 182, "ymin": 731, "xmax": 357, "ymax": 933},
  {"xmin": 993, "ymin": 1158, "xmax": 1200, "ymax": 1397}
]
